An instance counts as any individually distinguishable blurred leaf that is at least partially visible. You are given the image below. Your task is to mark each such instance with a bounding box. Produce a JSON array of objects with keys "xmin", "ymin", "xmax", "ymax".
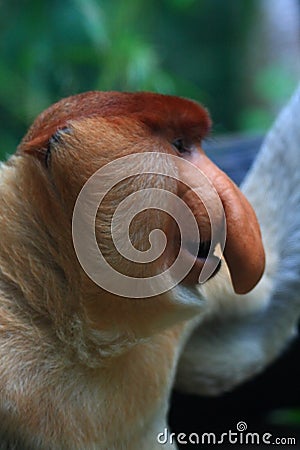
[
  {"xmin": 164, "ymin": 0, "xmax": 198, "ymax": 10},
  {"xmin": 73, "ymin": 0, "xmax": 109, "ymax": 49},
  {"xmin": 255, "ymin": 65, "xmax": 299, "ymax": 105},
  {"xmin": 238, "ymin": 108, "xmax": 272, "ymax": 134},
  {"xmin": 0, "ymin": 0, "xmax": 296, "ymax": 159},
  {"xmin": 269, "ymin": 409, "xmax": 300, "ymax": 426}
]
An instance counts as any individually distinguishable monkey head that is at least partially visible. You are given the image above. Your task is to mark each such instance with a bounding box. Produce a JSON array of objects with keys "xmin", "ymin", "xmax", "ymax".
[{"xmin": 14, "ymin": 91, "xmax": 265, "ymax": 338}]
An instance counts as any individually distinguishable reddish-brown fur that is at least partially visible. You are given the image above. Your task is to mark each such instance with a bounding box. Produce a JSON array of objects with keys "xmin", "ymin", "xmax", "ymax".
[
  {"xmin": 19, "ymin": 92, "xmax": 211, "ymax": 157},
  {"xmin": 0, "ymin": 91, "xmax": 265, "ymax": 449}
]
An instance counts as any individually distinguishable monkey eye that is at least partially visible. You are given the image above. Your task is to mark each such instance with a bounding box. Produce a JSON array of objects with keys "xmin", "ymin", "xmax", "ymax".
[{"xmin": 172, "ymin": 138, "xmax": 191, "ymax": 155}]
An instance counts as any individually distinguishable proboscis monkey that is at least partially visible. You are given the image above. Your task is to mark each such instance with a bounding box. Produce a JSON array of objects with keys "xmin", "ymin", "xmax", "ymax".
[{"xmin": 0, "ymin": 87, "xmax": 298, "ymax": 449}]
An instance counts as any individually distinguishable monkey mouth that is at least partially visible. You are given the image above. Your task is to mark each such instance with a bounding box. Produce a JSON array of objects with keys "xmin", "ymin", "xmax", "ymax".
[
  {"xmin": 185, "ymin": 240, "xmax": 211, "ymax": 259},
  {"xmin": 181, "ymin": 240, "xmax": 222, "ymax": 285}
]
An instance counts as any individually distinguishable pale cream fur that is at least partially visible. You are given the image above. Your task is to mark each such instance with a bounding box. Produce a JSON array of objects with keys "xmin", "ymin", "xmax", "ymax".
[
  {"xmin": 0, "ymin": 116, "xmax": 199, "ymax": 449},
  {"xmin": 1, "ymin": 88, "xmax": 298, "ymax": 449}
]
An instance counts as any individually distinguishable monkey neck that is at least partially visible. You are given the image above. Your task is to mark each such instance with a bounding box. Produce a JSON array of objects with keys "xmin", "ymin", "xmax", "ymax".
[
  {"xmin": 0, "ymin": 309, "xmax": 185, "ymax": 448},
  {"xmin": 0, "ymin": 157, "xmax": 78, "ymax": 310}
]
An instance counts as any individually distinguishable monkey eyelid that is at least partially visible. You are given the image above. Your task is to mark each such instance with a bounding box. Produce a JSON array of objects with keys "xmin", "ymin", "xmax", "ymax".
[{"xmin": 172, "ymin": 138, "xmax": 191, "ymax": 155}]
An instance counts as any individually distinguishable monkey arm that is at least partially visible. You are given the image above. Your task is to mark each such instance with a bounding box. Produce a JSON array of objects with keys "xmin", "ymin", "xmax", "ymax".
[{"xmin": 176, "ymin": 83, "xmax": 300, "ymax": 395}]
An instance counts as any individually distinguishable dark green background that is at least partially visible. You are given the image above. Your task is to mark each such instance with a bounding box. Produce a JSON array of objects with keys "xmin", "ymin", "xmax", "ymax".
[
  {"xmin": 0, "ymin": 0, "xmax": 298, "ymax": 159},
  {"xmin": 0, "ymin": 0, "xmax": 300, "ymax": 430}
]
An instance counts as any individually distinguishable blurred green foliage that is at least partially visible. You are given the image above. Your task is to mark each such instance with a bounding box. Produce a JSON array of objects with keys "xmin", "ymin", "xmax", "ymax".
[
  {"xmin": 0, "ymin": 0, "xmax": 298, "ymax": 159},
  {"xmin": 269, "ymin": 409, "xmax": 300, "ymax": 426},
  {"xmin": 0, "ymin": 0, "xmax": 299, "ymax": 430}
]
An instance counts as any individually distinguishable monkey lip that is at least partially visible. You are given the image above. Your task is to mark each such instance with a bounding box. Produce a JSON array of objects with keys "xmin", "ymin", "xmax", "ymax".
[{"xmin": 180, "ymin": 241, "xmax": 222, "ymax": 285}]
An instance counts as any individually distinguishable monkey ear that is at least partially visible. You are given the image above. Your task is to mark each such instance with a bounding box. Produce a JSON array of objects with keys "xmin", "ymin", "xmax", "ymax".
[{"xmin": 18, "ymin": 124, "xmax": 71, "ymax": 163}]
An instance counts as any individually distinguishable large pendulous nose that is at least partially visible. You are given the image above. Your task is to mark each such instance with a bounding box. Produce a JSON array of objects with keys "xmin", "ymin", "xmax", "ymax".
[{"xmin": 178, "ymin": 152, "xmax": 265, "ymax": 294}]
